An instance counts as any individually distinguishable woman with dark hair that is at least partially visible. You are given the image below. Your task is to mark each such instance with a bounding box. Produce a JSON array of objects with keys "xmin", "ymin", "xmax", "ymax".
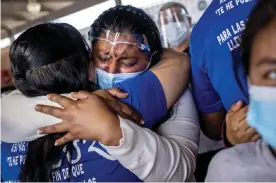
[
  {"xmin": 10, "ymin": 23, "xmax": 93, "ymax": 97},
  {"xmin": 205, "ymin": 0, "xmax": 276, "ymax": 181},
  {"xmin": 90, "ymin": 5, "xmax": 163, "ymax": 72},
  {"xmin": 88, "ymin": 5, "xmax": 183, "ymax": 95},
  {"xmin": 2, "ymin": 6, "xmax": 198, "ymax": 182}
]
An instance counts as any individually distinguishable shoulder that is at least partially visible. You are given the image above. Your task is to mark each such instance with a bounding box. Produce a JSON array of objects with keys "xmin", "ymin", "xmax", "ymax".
[
  {"xmin": 191, "ymin": 1, "xmax": 218, "ymax": 44},
  {"xmin": 190, "ymin": 1, "xmax": 220, "ymax": 67},
  {"xmin": 2, "ymin": 90, "xmax": 69, "ymax": 143},
  {"xmin": 116, "ymin": 71, "xmax": 159, "ymax": 89},
  {"xmin": 211, "ymin": 141, "xmax": 259, "ymax": 165},
  {"xmin": 206, "ymin": 141, "xmax": 263, "ymax": 181}
]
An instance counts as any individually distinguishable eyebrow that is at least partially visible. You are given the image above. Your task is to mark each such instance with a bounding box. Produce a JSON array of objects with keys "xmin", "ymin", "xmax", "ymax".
[
  {"xmin": 98, "ymin": 48, "xmax": 129, "ymax": 58},
  {"xmin": 257, "ymin": 58, "xmax": 276, "ymax": 66}
]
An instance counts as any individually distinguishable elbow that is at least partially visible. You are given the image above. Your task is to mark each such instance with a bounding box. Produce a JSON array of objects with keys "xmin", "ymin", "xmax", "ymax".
[
  {"xmin": 199, "ymin": 112, "xmax": 225, "ymax": 141},
  {"xmin": 199, "ymin": 121, "xmax": 220, "ymax": 140},
  {"xmin": 180, "ymin": 146, "xmax": 197, "ymax": 182},
  {"xmin": 177, "ymin": 53, "xmax": 190, "ymax": 74},
  {"xmin": 205, "ymin": 133, "xmax": 222, "ymax": 141},
  {"xmin": 200, "ymin": 123, "xmax": 222, "ymax": 140}
]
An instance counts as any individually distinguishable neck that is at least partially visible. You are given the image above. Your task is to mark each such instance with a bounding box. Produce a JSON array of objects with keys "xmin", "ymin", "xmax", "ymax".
[{"xmin": 172, "ymin": 40, "xmax": 189, "ymax": 52}]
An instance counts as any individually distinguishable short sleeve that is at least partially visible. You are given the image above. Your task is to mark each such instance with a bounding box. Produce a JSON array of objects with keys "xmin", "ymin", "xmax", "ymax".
[
  {"xmin": 190, "ymin": 62, "xmax": 224, "ymax": 113},
  {"xmin": 190, "ymin": 29, "xmax": 249, "ymax": 113},
  {"xmin": 205, "ymin": 40, "xmax": 249, "ymax": 111},
  {"xmin": 190, "ymin": 37, "xmax": 224, "ymax": 113},
  {"xmin": 114, "ymin": 71, "xmax": 167, "ymax": 129}
]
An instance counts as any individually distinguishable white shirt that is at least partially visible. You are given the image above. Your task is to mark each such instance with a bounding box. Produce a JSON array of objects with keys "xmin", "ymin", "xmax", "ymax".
[{"xmin": 1, "ymin": 89, "xmax": 199, "ymax": 181}]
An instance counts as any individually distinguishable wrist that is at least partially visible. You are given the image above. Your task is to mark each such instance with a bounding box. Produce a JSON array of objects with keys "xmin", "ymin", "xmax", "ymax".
[
  {"xmin": 99, "ymin": 116, "xmax": 123, "ymax": 146},
  {"xmin": 223, "ymin": 121, "xmax": 234, "ymax": 148}
]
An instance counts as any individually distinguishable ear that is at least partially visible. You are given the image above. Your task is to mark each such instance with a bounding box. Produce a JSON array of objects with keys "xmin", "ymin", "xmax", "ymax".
[{"xmin": 188, "ymin": 17, "xmax": 192, "ymax": 26}]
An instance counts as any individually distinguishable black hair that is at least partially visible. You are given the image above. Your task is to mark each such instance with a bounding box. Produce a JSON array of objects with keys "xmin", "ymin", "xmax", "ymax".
[
  {"xmin": 10, "ymin": 23, "xmax": 95, "ymax": 181},
  {"xmin": 242, "ymin": 0, "xmax": 276, "ymax": 74},
  {"xmin": 159, "ymin": 2, "xmax": 189, "ymax": 15},
  {"xmin": 10, "ymin": 23, "xmax": 93, "ymax": 97},
  {"xmin": 89, "ymin": 5, "xmax": 163, "ymax": 67}
]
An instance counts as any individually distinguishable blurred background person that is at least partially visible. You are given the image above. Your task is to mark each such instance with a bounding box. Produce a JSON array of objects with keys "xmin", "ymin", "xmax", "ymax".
[
  {"xmin": 158, "ymin": 2, "xmax": 191, "ymax": 53},
  {"xmin": 206, "ymin": 0, "xmax": 276, "ymax": 180}
]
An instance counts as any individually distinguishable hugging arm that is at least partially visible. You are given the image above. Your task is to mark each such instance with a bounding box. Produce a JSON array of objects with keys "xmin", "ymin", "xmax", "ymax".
[{"xmin": 102, "ymin": 89, "xmax": 199, "ymax": 181}]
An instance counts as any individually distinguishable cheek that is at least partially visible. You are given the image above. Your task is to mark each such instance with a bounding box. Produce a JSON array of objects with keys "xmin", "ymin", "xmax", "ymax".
[
  {"xmin": 88, "ymin": 62, "xmax": 95, "ymax": 81},
  {"xmin": 94, "ymin": 60, "xmax": 101, "ymax": 67},
  {"xmin": 135, "ymin": 60, "xmax": 149, "ymax": 70},
  {"xmin": 138, "ymin": 59, "xmax": 150, "ymax": 68},
  {"xmin": 249, "ymin": 66, "xmax": 263, "ymax": 85}
]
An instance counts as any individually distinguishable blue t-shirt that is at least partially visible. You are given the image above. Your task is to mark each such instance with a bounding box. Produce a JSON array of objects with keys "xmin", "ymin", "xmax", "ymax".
[
  {"xmin": 1, "ymin": 71, "xmax": 167, "ymax": 182},
  {"xmin": 190, "ymin": 0, "xmax": 257, "ymax": 113}
]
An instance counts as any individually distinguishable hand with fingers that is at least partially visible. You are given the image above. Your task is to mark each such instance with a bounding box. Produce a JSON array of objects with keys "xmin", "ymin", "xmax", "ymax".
[
  {"xmin": 226, "ymin": 101, "xmax": 260, "ymax": 146},
  {"xmin": 35, "ymin": 89, "xmax": 141, "ymax": 147},
  {"xmin": 76, "ymin": 88, "xmax": 143, "ymax": 124}
]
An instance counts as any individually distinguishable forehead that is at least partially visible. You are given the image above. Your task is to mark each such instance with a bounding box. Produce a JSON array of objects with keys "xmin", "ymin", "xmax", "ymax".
[
  {"xmin": 251, "ymin": 20, "xmax": 276, "ymax": 65},
  {"xmin": 160, "ymin": 6, "xmax": 186, "ymax": 16},
  {"xmin": 97, "ymin": 32, "xmax": 141, "ymax": 43}
]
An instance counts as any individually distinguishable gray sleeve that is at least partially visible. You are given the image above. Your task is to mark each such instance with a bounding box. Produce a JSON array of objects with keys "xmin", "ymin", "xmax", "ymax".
[{"xmin": 102, "ymin": 88, "xmax": 200, "ymax": 181}]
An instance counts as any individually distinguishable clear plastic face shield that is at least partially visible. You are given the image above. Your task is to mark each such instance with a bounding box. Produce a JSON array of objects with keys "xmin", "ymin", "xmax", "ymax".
[
  {"xmin": 159, "ymin": 6, "xmax": 191, "ymax": 48},
  {"xmin": 89, "ymin": 27, "xmax": 152, "ymax": 89}
]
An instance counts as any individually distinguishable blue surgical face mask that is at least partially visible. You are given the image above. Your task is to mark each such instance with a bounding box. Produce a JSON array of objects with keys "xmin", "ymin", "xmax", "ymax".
[
  {"xmin": 247, "ymin": 84, "xmax": 276, "ymax": 148},
  {"xmin": 95, "ymin": 68, "xmax": 144, "ymax": 89}
]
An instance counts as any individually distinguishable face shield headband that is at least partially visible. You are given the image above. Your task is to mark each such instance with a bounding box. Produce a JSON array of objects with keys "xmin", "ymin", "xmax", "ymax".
[{"xmin": 89, "ymin": 27, "xmax": 151, "ymax": 58}]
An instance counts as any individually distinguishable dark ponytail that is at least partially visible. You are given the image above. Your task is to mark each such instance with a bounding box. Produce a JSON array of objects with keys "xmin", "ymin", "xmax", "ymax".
[
  {"xmin": 19, "ymin": 134, "xmax": 70, "ymax": 181},
  {"xmin": 9, "ymin": 23, "xmax": 94, "ymax": 181}
]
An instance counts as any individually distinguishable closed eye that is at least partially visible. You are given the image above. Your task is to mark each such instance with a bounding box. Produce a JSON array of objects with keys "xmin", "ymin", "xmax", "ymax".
[{"xmin": 120, "ymin": 58, "xmax": 138, "ymax": 67}]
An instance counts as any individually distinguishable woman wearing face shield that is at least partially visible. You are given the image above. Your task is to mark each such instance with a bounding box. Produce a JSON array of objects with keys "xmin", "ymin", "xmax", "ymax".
[
  {"xmin": 206, "ymin": 0, "xmax": 276, "ymax": 181},
  {"xmin": 90, "ymin": 27, "xmax": 154, "ymax": 89},
  {"xmin": 2, "ymin": 5, "xmax": 198, "ymax": 182},
  {"xmin": 158, "ymin": 2, "xmax": 192, "ymax": 53}
]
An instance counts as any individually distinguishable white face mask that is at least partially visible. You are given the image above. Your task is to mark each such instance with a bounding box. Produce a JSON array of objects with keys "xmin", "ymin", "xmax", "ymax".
[
  {"xmin": 95, "ymin": 68, "xmax": 144, "ymax": 89},
  {"xmin": 164, "ymin": 22, "xmax": 189, "ymax": 47}
]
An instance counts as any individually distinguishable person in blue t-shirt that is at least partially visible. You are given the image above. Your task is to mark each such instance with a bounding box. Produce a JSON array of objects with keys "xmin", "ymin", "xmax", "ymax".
[
  {"xmin": 206, "ymin": 1, "xmax": 276, "ymax": 180},
  {"xmin": 190, "ymin": 0, "xmax": 258, "ymax": 147},
  {"xmin": 2, "ymin": 6, "xmax": 194, "ymax": 182}
]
